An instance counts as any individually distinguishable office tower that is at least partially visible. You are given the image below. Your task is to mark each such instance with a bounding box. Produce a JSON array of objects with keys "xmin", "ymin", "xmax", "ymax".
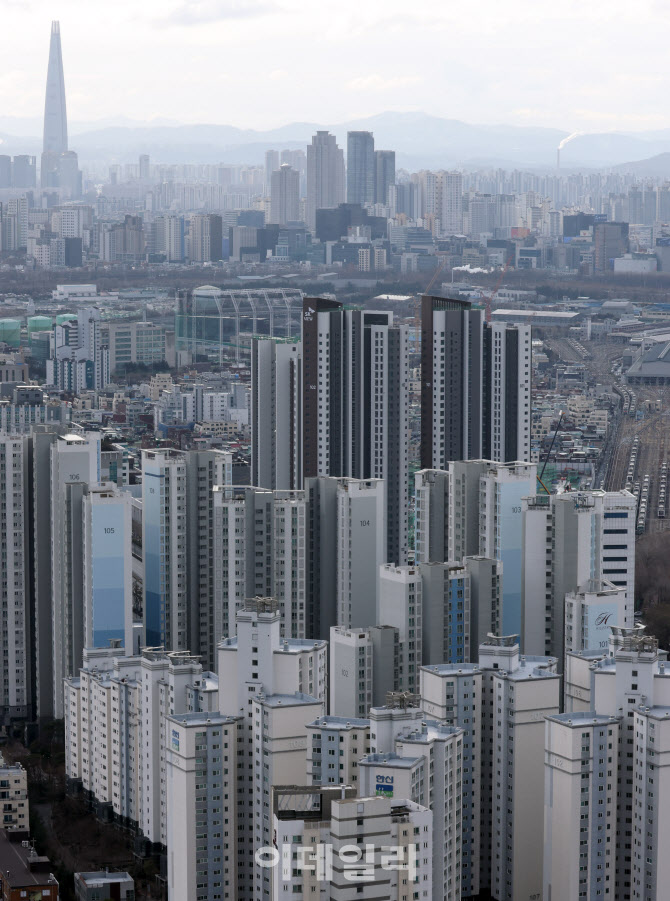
[
  {"xmin": 48, "ymin": 306, "xmax": 110, "ymax": 393},
  {"xmin": 522, "ymin": 489, "xmax": 636, "ymax": 660},
  {"xmin": 564, "ymin": 579, "xmax": 625, "ymax": 655},
  {"xmin": 11, "ymin": 155, "xmax": 37, "ymax": 189},
  {"xmin": 218, "ymin": 600, "xmax": 327, "ymax": 898},
  {"xmin": 81, "ymin": 485, "xmax": 134, "ymax": 654},
  {"xmin": 269, "ymin": 164, "xmax": 300, "ymax": 225},
  {"xmin": 271, "ymin": 787, "xmax": 433, "ymax": 900},
  {"xmin": 437, "ymin": 171, "xmax": 463, "ymax": 236},
  {"xmin": 0, "ymin": 437, "xmax": 31, "ymax": 721},
  {"xmin": 483, "ymin": 322, "xmax": 532, "ymax": 463},
  {"xmin": 251, "ymin": 338, "xmax": 302, "ymax": 490},
  {"xmin": 378, "ymin": 565, "xmax": 422, "ymax": 694},
  {"xmin": 264, "ymin": 148, "xmax": 279, "ymax": 193},
  {"xmin": 165, "ymin": 711, "xmax": 241, "ymax": 901},
  {"xmin": 302, "ymin": 299, "xmax": 409, "ymax": 565},
  {"xmin": 305, "ymin": 131, "xmax": 345, "ymax": 231},
  {"xmin": 374, "ymin": 149, "xmax": 395, "ymax": 205},
  {"xmin": 48, "ymin": 431, "xmax": 101, "ymax": 719},
  {"xmin": 420, "ymin": 635, "xmax": 560, "ymax": 900},
  {"xmin": 189, "ymin": 213, "xmax": 223, "ymax": 263},
  {"xmin": 544, "ymin": 712, "xmax": 620, "ymax": 901},
  {"xmin": 420, "ymin": 295, "xmax": 531, "ymax": 469},
  {"xmin": 359, "ymin": 717, "xmax": 464, "ymax": 901},
  {"xmin": 139, "ymin": 154, "xmax": 150, "ymax": 180},
  {"xmin": 346, "ymin": 131, "xmax": 375, "ymax": 205},
  {"xmin": 43, "ymin": 21, "xmax": 68, "ymax": 154},
  {"xmin": 421, "ymin": 296, "xmax": 485, "ymax": 468}
]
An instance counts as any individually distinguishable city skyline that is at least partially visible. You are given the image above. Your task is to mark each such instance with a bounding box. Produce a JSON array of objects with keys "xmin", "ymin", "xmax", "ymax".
[{"xmin": 0, "ymin": 0, "xmax": 669, "ymax": 134}]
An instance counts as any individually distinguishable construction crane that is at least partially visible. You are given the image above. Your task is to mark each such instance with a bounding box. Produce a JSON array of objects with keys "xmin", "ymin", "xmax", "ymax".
[{"xmin": 537, "ymin": 410, "xmax": 564, "ymax": 493}]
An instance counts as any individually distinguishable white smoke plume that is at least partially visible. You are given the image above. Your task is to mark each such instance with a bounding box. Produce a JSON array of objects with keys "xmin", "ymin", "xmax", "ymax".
[{"xmin": 558, "ymin": 131, "xmax": 582, "ymax": 151}]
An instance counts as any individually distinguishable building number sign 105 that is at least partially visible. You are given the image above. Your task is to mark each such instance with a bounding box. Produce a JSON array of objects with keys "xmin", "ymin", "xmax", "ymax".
[{"xmin": 104, "ymin": 528, "xmax": 115, "ymax": 534}]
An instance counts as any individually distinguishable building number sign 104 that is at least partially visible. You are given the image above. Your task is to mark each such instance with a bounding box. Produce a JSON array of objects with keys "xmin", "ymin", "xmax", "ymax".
[{"xmin": 360, "ymin": 520, "xmax": 370, "ymax": 527}]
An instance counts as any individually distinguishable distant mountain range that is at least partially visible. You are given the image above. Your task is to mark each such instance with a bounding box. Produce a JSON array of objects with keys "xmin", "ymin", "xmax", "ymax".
[{"xmin": 3, "ymin": 111, "xmax": 670, "ymax": 172}]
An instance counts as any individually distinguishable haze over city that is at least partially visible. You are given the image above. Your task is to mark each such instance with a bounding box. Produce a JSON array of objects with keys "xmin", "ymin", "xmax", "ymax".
[{"xmin": 1, "ymin": 0, "xmax": 669, "ymax": 132}]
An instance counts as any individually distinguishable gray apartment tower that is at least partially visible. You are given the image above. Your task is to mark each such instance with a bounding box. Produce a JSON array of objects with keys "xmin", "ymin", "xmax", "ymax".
[
  {"xmin": 305, "ymin": 131, "xmax": 345, "ymax": 231},
  {"xmin": 302, "ymin": 297, "xmax": 409, "ymax": 565},
  {"xmin": 347, "ymin": 131, "xmax": 375, "ymax": 205},
  {"xmin": 420, "ymin": 294, "xmax": 531, "ymax": 469}
]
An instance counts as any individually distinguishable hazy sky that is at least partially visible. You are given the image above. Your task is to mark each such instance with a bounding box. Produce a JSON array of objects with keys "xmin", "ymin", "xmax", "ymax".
[{"xmin": 1, "ymin": 0, "xmax": 668, "ymax": 132}]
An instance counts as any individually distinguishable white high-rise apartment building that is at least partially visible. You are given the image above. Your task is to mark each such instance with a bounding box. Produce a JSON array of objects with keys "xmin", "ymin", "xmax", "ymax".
[
  {"xmin": 301, "ymin": 301, "xmax": 409, "ymax": 566},
  {"xmin": 306, "ymin": 715, "xmax": 371, "ymax": 787},
  {"xmin": 271, "ymin": 787, "xmax": 433, "ymax": 901},
  {"xmin": 165, "ymin": 711, "xmax": 241, "ymax": 901},
  {"xmin": 522, "ymin": 489, "xmax": 636, "ymax": 660},
  {"xmin": 142, "ymin": 449, "xmax": 187, "ymax": 652},
  {"xmin": 329, "ymin": 626, "xmax": 399, "ymax": 718},
  {"xmin": 140, "ymin": 448, "xmax": 232, "ymax": 665},
  {"xmin": 556, "ymin": 626, "xmax": 670, "ymax": 899},
  {"xmin": 0, "ymin": 437, "xmax": 31, "ymax": 721},
  {"xmin": 420, "ymin": 636, "xmax": 560, "ymax": 900},
  {"xmin": 65, "ymin": 646, "xmax": 217, "ymax": 847},
  {"xmin": 420, "ymin": 296, "xmax": 531, "ymax": 469},
  {"xmin": 251, "ymin": 338, "xmax": 302, "ymax": 490},
  {"xmin": 544, "ymin": 711, "xmax": 620, "ymax": 901},
  {"xmin": 269, "ymin": 163, "xmax": 300, "ymax": 225},
  {"xmin": 82, "ymin": 484, "xmax": 134, "ymax": 654},
  {"xmin": 305, "ymin": 131, "xmax": 345, "ymax": 231},
  {"xmin": 438, "ymin": 170, "xmax": 463, "ymax": 236},
  {"xmin": 336, "ymin": 479, "xmax": 386, "ymax": 629},
  {"xmin": 487, "ymin": 322, "xmax": 532, "ymax": 463},
  {"xmin": 564, "ymin": 579, "xmax": 626, "ymax": 656},
  {"xmin": 47, "ymin": 306, "xmax": 110, "ymax": 393},
  {"xmin": 49, "ymin": 430, "xmax": 101, "ymax": 719},
  {"xmin": 217, "ymin": 599, "xmax": 327, "ymax": 899},
  {"xmin": 378, "ymin": 565, "xmax": 422, "ymax": 695},
  {"xmin": 415, "ymin": 460, "xmax": 535, "ymax": 647},
  {"xmin": 213, "ymin": 486, "xmax": 308, "ymax": 640},
  {"xmin": 359, "ymin": 718, "xmax": 464, "ymax": 901}
]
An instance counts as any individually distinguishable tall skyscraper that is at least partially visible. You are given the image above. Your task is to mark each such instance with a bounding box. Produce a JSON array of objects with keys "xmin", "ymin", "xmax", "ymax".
[
  {"xmin": 421, "ymin": 296, "xmax": 485, "ymax": 468},
  {"xmin": 264, "ymin": 148, "xmax": 279, "ymax": 193},
  {"xmin": 43, "ymin": 21, "xmax": 68, "ymax": 155},
  {"xmin": 374, "ymin": 149, "xmax": 395, "ymax": 205},
  {"xmin": 305, "ymin": 131, "xmax": 345, "ymax": 231},
  {"xmin": 41, "ymin": 22, "xmax": 80, "ymax": 197},
  {"xmin": 189, "ymin": 213, "xmax": 223, "ymax": 263},
  {"xmin": 302, "ymin": 298, "xmax": 409, "ymax": 565},
  {"xmin": 346, "ymin": 131, "xmax": 375, "ymax": 205},
  {"xmin": 269, "ymin": 163, "xmax": 300, "ymax": 225},
  {"xmin": 420, "ymin": 295, "xmax": 531, "ymax": 469},
  {"xmin": 438, "ymin": 171, "xmax": 463, "ymax": 236}
]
